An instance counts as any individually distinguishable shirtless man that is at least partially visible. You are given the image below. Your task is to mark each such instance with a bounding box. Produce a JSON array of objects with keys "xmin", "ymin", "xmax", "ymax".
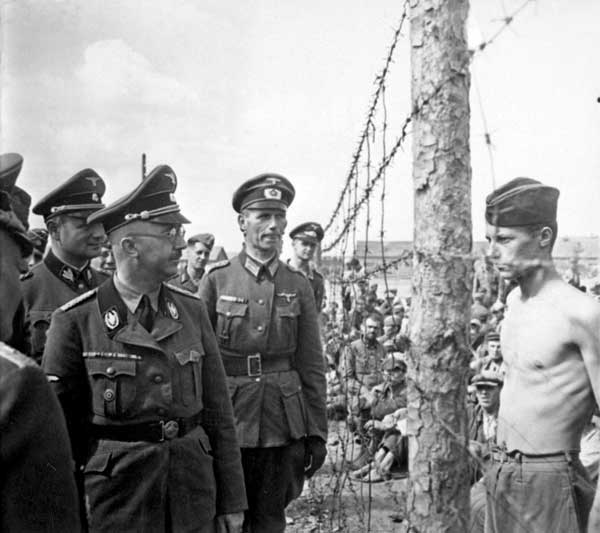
[{"xmin": 483, "ymin": 177, "xmax": 600, "ymax": 532}]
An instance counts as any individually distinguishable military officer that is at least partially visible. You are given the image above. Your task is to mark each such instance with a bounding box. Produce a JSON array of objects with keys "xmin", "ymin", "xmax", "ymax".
[
  {"xmin": 171, "ymin": 232, "xmax": 215, "ymax": 293},
  {"xmin": 21, "ymin": 168, "xmax": 108, "ymax": 363},
  {"xmin": 0, "ymin": 152, "xmax": 81, "ymax": 532},
  {"xmin": 288, "ymin": 222, "xmax": 325, "ymax": 312},
  {"xmin": 42, "ymin": 165, "xmax": 246, "ymax": 533},
  {"xmin": 199, "ymin": 173, "xmax": 328, "ymax": 533}
]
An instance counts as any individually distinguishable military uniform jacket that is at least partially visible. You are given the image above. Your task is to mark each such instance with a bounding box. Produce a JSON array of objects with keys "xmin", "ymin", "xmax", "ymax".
[
  {"xmin": 21, "ymin": 249, "xmax": 107, "ymax": 362},
  {"xmin": 199, "ymin": 251, "xmax": 328, "ymax": 448},
  {"xmin": 169, "ymin": 268, "xmax": 203, "ymax": 294},
  {"xmin": 42, "ymin": 278, "xmax": 247, "ymax": 532},
  {"xmin": 340, "ymin": 337, "xmax": 386, "ymax": 389},
  {"xmin": 308, "ymin": 267, "xmax": 325, "ymax": 312},
  {"xmin": 0, "ymin": 342, "xmax": 80, "ymax": 532}
]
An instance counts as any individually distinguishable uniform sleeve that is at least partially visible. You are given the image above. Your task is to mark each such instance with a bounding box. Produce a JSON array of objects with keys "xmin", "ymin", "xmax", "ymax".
[
  {"xmin": 198, "ymin": 274, "xmax": 218, "ymax": 328},
  {"xmin": 295, "ymin": 277, "xmax": 328, "ymax": 441},
  {"xmin": 197, "ymin": 298, "xmax": 248, "ymax": 514},
  {"xmin": 42, "ymin": 309, "xmax": 91, "ymax": 466},
  {"xmin": 0, "ymin": 362, "xmax": 81, "ymax": 532}
]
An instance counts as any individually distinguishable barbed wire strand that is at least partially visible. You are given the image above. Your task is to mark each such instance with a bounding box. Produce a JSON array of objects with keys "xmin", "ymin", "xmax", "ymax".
[{"xmin": 323, "ymin": 5, "xmax": 410, "ymax": 234}]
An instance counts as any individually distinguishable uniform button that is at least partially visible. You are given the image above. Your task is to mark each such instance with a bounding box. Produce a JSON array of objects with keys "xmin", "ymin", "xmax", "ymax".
[
  {"xmin": 103, "ymin": 389, "xmax": 115, "ymax": 401},
  {"xmin": 106, "ymin": 367, "xmax": 116, "ymax": 376},
  {"xmin": 258, "ymin": 299, "xmax": 264, "ymax": 305},
  {"xmin": 78, "ymin": 283, "xmax": 85, "ymax": 290},
  {"xmin": 257, "ymin": 325, "xmax": 264, "ymax": 332},
  {"xmin": 153, "ymin": 375, "xmax": 163, "ymax": 384},
  {"xmin": 226, "ymin": 311, "xmax": 232, "ymax": 317},
  {"xmin": 158, "ymin": 408, "xmax": 166, "ymax": 416}
]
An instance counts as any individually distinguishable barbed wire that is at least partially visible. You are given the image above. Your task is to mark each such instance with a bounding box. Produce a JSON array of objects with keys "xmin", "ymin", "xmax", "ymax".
[
  {"xmin": 323, "ymin": 3, "xmax": 410, "ymax": 234},
  {"xmin": 322, "ymin": 0, "xmax": 537, "ymax": 256}
]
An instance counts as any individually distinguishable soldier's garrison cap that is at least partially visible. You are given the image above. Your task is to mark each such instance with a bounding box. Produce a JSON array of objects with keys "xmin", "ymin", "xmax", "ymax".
[
  {"xmin": 289, "ymin": 221, "xmax": 324, "ymax": 243},
  {"xmin": 0, "ymin": 153, "xmax": 33, "ymax": 255},
  {"xmin": 88, "ymin": 164, "xmax": 189, "ymax": 233},
  {"xmin": 33, "ymin": 168, "xmax": 106, "ymax": 221},
  {"xmin": 485, "ymin": 177, "xmax": 559, "ymax": 227},
  {"xmin": 187, "ymin": 233, "xmax": 215, "ymax": 249},
  {"xmin": 232, "ymin": 173, "xmax": 295, "ymax": 213},
  {"xmin": 471, "ymin": 370, "xmax": 503, "ymax": 388}
]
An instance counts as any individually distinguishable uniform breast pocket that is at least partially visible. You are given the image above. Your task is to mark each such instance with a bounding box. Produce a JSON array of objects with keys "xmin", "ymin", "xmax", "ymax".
[
  {"xmin": 85, "ymin": 359, "xmax": 137, "ymax": 419},
  {"xmin": 274, "ymin": 299, "xmax": 301, "ymax": 351},
  {"xmin": 174, "ymin": 345, "xmax": 205, "ymax": 407},
  {"xmin": 215, "ymin": 299, "xmax": 248, "ymax": 347},
  {"xmin": 29, "ymin": 310, "xmax": 52, "ymax": 357}
]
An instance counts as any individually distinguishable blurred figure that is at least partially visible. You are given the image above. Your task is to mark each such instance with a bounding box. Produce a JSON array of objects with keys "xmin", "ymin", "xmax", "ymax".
[
  {"xmin": 0, "ymin": 152, "xmax": 80, "ymax": 532},
  {"xmin": 171, "ymin": 233, "xmax": 215, "ymax": 293},
  {"xmin": 26, "ymin": 227, "xmax": 48, "ymax": 268}
]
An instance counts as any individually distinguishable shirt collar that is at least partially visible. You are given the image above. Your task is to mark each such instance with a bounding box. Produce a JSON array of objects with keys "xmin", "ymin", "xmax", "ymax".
[
  {"xmin": 241, "ymin": 249, "xmax": 279, "ymax": 279},
  {"xmin": 113, "ymin": 272, "xmax": 160, "ymax": 314}
]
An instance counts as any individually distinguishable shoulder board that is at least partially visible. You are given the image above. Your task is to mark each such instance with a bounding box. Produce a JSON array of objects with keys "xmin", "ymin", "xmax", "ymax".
[
  {"xmin": 0, "ymin": 342, "xmax": 36, "ymax": 369},
  {"xmin": 165, "ymin": 283, "xmax": 202, "ymax": 300},
  {"xmin": 60, "ymin": 288, "xmax": 98, "ymax": 311},
  {"xmin": 206, "ymin": 259, "xmax": 230, "ymax": 274},
  {"xmin": 20, "ymin": 271, "xmax": 33, "ymax": 281}
]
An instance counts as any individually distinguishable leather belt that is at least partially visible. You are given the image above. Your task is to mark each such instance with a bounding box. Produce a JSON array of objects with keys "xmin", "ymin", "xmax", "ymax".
[
  {"xmin": 491, "ymin": 448, "xmax": 579, "ymax": 464},
  {"xmin": 221, "ymin": 352, "xmax": 293, "ymax": 377},
  {"xmin": 91, "ymin": 412, "xmax": 203, "ymax": 443}
]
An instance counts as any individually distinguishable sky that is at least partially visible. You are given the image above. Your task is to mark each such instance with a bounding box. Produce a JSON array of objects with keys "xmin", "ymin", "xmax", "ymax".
[{"xmin": 1, "ymin": 0, "xmax": 598, "ymax": 257}]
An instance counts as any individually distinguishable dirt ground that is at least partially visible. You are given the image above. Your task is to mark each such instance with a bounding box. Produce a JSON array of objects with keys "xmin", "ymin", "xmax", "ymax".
[{"xmin": 286, "ymin": 422, "xmax": 409, "ymax": 532}]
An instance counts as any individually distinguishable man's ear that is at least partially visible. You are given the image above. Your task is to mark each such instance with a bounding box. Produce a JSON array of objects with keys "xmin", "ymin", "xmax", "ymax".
[
  {"xmin": 119, "ymin": 236, "xmax": 139, "ymax": 258},
  {"xmin": 539, "ymin": 226, "xmax": 553, "ymax": 249},
  {"xmin": 237, "ymin": 213, "xmax": 247, "ymax": 234},
  {"xmin": 47, "ymin": 220, "xmax": 60, "ymax": 243}
]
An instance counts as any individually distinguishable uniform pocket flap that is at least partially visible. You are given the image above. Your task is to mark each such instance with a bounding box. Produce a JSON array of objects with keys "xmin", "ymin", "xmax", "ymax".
[
  {"xmin": 174, "ymin": 345, "xmax": 205, "ymax": 365},
  {"xmin": 84, "ymin": 452, "xmax": 112, "ymax": 474},
  {"xmin": 280, "ymin": 376, "xmax": 302, "ymax": 397},
  {"xmin": 216, "ymin": 299, "xmax": 248, "ymax": 317},
  {"xmin": 85, "ymin": 359, "xmax": 137, "ymax": 378}
]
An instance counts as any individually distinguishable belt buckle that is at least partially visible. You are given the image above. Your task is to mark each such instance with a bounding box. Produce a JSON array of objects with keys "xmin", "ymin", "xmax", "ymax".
[
  {"xmin": 160, "ymin": 420, "xmax": 180, "ymax": 441},
  {"xmin": 247, "ymin": 353, "xmax": 262, "ymax": 377}
]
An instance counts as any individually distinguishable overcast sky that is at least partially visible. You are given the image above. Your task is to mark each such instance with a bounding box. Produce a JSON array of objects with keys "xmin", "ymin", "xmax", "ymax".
[{"xmin": 1, "ymin": 0, "xmax": 598, "ymax": 256}]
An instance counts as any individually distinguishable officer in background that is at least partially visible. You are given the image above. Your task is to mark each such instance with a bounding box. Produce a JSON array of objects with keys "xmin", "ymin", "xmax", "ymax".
[
  {"xmin": 288, "ymin": 222, "xmax": 325, "ymax": 312},
  {"xmin": 171, "ymin": 232, "xmax": 215, "ymax": 293},
  {"xmin": 199, "ymin": 173, "xmax": 328, "ymax": 533},
  {"xmin": 0, "ymin": 152, "xmax": 80, "ymax": 532},
  {"xmin": 27, "ymin": 227, "xmax": 49, "ymax": 268},
  {"xmin": 21, "ymin": 168, "xmax": 107, "ymax": 363},
  {"xmin": 43, "ymin": 165, "xmax": 246, "ymax": 533}
]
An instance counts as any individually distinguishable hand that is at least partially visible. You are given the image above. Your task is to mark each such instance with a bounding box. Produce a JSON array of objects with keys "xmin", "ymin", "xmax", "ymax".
[
  {"xmin": 304, "ymin": 436, "xmax": 327, "ymax": 478},
  {"xmin": 216, "ymin": 512, "xmax": 244, "ymax": 533}
]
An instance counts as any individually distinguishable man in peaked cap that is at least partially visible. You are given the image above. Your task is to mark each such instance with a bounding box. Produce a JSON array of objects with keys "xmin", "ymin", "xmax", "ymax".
[
  {"xmin": 199, "ymin": 173, "xmax": 327, "ymax": 533},
  {"xmin": 482, "ymin": 177, "xmax": 600, "ymax": 532},
  {"xmin": 288, "ymin": 222, "xmax": 325, "ymax": 312},
  {"xmin": 42, "ymin": 165, "xmax": 246, "ymax": 532},
  {"xmin": 21, "ymin": 167, "xmax": 108, "ymax": 363},
  {"xmin": 171, "ymin": 232, "xmax": 215, "ymax": 293},
  {"xmin": 0, "ymin": 152, "xmax": 81, "ymax": 532}
]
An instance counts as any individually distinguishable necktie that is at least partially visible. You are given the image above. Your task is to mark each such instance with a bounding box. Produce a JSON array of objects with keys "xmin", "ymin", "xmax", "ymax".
[{"xmin": 137, "ymin": 294, "xmax": 154, "ymax": 332}]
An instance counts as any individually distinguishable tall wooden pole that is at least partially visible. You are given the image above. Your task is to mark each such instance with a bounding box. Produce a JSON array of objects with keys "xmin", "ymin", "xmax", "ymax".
[{"xmin": 407, "ymin": 0, "xmax": 472, "ymax": 531}]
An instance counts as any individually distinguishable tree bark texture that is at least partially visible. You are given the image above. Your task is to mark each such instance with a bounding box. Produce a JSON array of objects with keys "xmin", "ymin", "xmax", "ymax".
[{"xmin": 406, "ymin": 0, "xmax": 472, "ymax": 531}]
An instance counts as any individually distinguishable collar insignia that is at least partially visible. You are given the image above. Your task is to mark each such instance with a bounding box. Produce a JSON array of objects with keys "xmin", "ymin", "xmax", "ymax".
[
  {"xmin": 104, "ymin": 307, "xmax": 120, "ymax": 330},
  {"xmin": 61, "ymin": 267, "xmax": 75, "ymax": 283},
  {"xmin": 166, "ymin": 300, "xmax": 179, "ymax": 320}
]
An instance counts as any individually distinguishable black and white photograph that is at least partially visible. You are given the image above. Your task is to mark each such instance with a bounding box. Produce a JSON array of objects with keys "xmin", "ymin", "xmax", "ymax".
[{"xmin": 1, "ymin": 0, "xmax": 599, "ymax": 531}]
